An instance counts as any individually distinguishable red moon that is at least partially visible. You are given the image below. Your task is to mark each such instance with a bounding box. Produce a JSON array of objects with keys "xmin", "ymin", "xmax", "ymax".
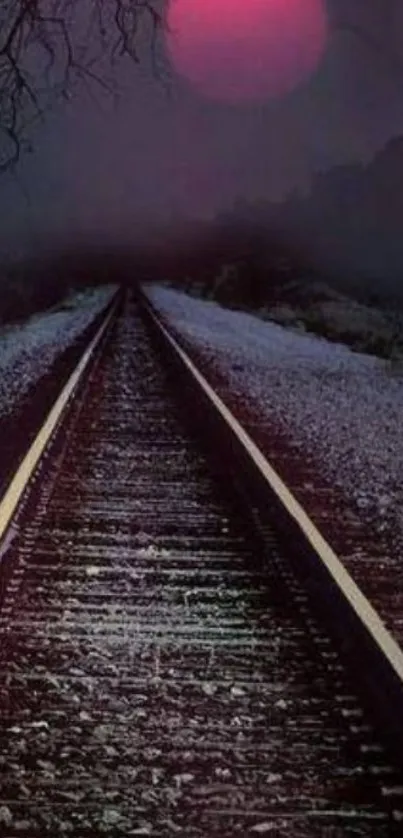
[{"xmin": 166, "ymin": 0, "xmax": 328, "ymax": 102}]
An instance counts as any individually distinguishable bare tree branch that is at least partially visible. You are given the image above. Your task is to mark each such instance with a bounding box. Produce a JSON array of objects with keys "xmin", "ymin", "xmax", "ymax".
[{"xmin": 0, "ymin": 0, "xmax": 164, "ymax": 172}]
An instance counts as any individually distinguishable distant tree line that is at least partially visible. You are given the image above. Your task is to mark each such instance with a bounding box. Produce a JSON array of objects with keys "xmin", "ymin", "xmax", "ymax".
[
  {"xmin": 158, "ymin": 134, "xmax": 403, "ymax": 309},
  {"xmin": 275, "ymin": 136, "xmax": 403, "ymax": 302},
  {"xmin": 0, "ymin": 239, "xmax": 160, "ymax": 325},
  {"xmin": 1, "ymin": 132, "xmax": 403, "ymax": 328},
  {"xmin": 0, "ymin": 253, "xmax": 73, "ymax": 324}
]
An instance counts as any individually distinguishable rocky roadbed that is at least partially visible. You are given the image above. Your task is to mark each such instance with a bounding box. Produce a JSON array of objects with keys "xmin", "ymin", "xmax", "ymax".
[
  {"xmin": 146, "ymin": 286, "xmax": 403, "ymax": 645},
  {"xmin": 0, "ymin": 285, "xmax": 116, "ymax": 495}
]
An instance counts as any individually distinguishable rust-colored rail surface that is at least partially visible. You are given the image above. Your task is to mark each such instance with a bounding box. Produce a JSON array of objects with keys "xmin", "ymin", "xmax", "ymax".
[{"xmin": 0, "ymin": 297, "xmax": 402, "ymax": 836}]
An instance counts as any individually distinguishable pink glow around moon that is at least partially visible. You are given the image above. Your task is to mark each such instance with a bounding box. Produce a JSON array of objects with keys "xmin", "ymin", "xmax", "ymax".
[{"xmin": 166, "ymin": 0, "xmax": 328, "ymax": 102}]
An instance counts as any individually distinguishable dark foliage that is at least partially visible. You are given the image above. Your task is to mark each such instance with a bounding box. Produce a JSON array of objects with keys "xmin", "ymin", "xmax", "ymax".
[
  {"xmin": 157, "ymin": 135, "xmax": 403, "ymax": 310},
  {"xmin": 0, "ymin": 240, "xmax": 147, "ymax": 325}
]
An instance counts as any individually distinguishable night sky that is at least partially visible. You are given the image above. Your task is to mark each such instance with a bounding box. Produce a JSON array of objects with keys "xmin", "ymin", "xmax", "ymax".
[{"xmin": 1, "ymin": 0, "xmax": 403, "ymax": 258}]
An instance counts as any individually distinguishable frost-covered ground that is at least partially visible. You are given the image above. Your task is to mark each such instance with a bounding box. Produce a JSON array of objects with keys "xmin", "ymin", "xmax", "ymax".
[
  {"xmin": 147, "ymin": 285, "xmax": 403, "ymax": 551},
  {"xmin": 0, "ymin": 285, "xmax": 116, "ymax": 419}
]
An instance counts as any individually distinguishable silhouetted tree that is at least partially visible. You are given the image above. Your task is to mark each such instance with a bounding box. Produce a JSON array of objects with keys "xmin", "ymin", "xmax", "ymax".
[{"xmin": 0, "ymin": 0, "xmax": 163, "ymax": 171}]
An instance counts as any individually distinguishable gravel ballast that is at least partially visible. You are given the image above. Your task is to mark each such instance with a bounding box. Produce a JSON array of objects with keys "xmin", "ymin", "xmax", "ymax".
[{"xmin": 146, "ymin": 285, "xmax": 403, "ymax": 641}]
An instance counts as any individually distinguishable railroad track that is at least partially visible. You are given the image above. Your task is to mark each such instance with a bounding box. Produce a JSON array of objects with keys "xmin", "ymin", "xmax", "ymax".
[{"xmin": 0, "ymin": 292, "xmax": 402, "ymax": 836}]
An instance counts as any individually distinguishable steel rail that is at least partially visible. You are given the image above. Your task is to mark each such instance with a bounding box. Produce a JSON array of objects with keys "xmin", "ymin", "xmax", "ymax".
[
  {"xmin": 0, "ymin": 290, "xmax": 120, "ymax": 550},
  {"xmin": 139, "ymin": 290, "xmax": 403, "ymax": 759}
]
